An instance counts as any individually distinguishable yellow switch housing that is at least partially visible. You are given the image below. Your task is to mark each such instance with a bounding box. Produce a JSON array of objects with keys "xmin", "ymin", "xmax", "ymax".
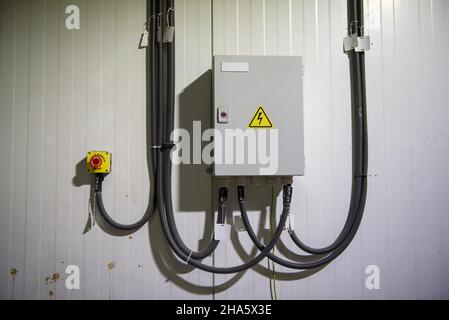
[{"xmin": 87, "ymin": 151, "xmax": 112, "ymax": 174}]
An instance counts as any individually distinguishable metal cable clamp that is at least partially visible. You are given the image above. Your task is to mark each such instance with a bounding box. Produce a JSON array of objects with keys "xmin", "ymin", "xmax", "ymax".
[{"xmin": 344, "ymin": 33, "xmax": 371, "ymax": 53}]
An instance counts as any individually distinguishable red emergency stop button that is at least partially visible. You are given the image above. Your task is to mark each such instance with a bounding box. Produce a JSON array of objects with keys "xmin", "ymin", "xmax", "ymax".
[{"xmin": 90, "ymin": 156, "xmax": 103, "ymax": 169}]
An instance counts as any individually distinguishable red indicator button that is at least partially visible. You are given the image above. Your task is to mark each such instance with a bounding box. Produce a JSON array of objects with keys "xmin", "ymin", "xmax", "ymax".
[{"xmin": 90, "ymin": 156, "xmax": 103, "ymax": 169}]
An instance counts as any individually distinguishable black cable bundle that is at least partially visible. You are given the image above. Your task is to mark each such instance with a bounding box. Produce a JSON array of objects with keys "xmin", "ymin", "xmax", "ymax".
[
  {"xmin": 240, "ymin": 0, "xmax": 369, "ymax": 269},
  {"xmin": 156, "ymin": 0, "xmax": 369, "ymax": 273},
  {"xmin": 92, "ymin": 0, "xmax": 159, "ymax": 233},
  {"xmin": 93, "ymin": 0, "xmax": 369, "ymax": 274}
]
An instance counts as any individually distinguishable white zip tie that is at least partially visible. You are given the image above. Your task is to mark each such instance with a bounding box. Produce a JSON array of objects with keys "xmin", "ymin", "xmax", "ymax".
[
  {"xmin": 88, "ymin": 197, "xmax": 96, "ymax": 229},
  {"xmin": 185, "ymin": 251, "xmax": 193, "ymax": 265}
]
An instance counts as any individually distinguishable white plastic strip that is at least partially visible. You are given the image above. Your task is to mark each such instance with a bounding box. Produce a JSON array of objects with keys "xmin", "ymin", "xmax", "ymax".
[
  {"xmin": 344, "ymin": 34, "xmax": 371, "ymax": 53},
  {"xmin": 221, "ymin": 62, "xmax": 250, "ymax": 73},
  {"xmin": 355, "ymin": 36, "xmax": 371, "ymax": 52},
  {"xmin": 215, "ymin": 224, "xmax": 231, "ymax": 241}
]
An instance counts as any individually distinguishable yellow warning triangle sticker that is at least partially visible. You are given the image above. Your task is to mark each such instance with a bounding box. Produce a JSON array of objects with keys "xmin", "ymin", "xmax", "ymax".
[{"xmin": 249, "ymin": 105, "xmax": 275, "ymax": 129}]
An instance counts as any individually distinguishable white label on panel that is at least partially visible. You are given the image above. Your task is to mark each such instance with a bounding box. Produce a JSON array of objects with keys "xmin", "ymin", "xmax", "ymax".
[{"xmin": 221, "ymin": 62, "xmax": 250, "ymax": 73}]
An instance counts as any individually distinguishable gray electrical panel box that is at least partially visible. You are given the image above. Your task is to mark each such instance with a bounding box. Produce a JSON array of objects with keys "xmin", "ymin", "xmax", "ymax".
[{"xmin": 213, "ymin": 55, "xmax": 305, "ymax": 177}]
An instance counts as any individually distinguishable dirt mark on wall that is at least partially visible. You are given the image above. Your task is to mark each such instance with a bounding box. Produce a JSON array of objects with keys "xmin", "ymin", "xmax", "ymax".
[
  {"xmin": 10, "ymin": 268, "xmax": 18, "ymax": 300},
  {"xmin": 108, "ymin": 262, "xmax": 116, "ymax": 300},
  {"xmin": 44, "ymin": 272, "xmax": 61, "ymax": 300}
]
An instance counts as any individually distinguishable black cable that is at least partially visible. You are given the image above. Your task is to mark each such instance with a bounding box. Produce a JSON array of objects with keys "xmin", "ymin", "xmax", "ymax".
[
  {"xmin": 162, "ymin": 153, "xmax": 220, "ymax": 259},
  {"xmin": 157, "ymin": 0, "xmax": 164, "ymax": 149},
  {"xmin": 149, "ymin": 0, "xmax": 158, "ymax": 177},
  {"xmin": 155, "ymin": 0, "xmax": 220, "ymax": 260},
  {"xmin": 288, "ymin": 175, "xmax": 362, "ymax": 255},
  {"xmin": 157, "ymin": 180, "xmax": 292, "ymax": 274},
  {"xmin": 217, "ymin": 188, "xmax": 228, "ymax": 225},
  {"xmin": 239, "ymin": 182, "xmax": 367, "ymax": 270},
  {"xmin": 156, "ymin": 0, "xmax": 296, "ymax": 271},
  {"xmin": 286, "ymin": 0, "xmax": 369, "ymax": 256},
  {"xmin": 155, "ymin": 0, "xmax": 368, "ymax": 272},
  {"xmin": 94, "ymin": 175, "xmax": 154, "ymax": 232},
  {"xmin": 239, "ymin": 0, "xmax": 369, "ymax": 265},
  {"xmin": 93, "ymin": 0, "xmax": 160, "ymax": 233}
]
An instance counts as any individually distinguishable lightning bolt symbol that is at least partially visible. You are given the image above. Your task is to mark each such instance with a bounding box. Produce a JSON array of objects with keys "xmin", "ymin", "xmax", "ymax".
[{"xmin": 257, "ymin": 112, "xmax": 263, "ymax": 125}]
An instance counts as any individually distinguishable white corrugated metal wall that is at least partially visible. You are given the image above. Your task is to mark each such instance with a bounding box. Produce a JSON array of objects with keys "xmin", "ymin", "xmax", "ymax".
[{"xmin": 0, "ymin": 0, "xmax": 448, "ymax": 300}]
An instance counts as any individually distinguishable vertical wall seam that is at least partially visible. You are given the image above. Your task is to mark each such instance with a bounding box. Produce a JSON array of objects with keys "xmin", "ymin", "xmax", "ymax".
[
  {"xmin": 429, "ymin": 0, "xmax": 444, "ymax": 295},
  {"xmin": 236, "ymin": 0, "xmax": 239, "ymax": 54},
  {"xmin": 273, "ymin": 0, "xmax": 277, "ymax": 54},
  {"xmin": 327, "ymin": 0, "xmax": 337, "ymax": 299},
  {"xmin": 23, "ymin": 0, "xmax": 32, "ymax": 298},
  {"xmin": 126, "ymin": 0, "xmax": 131, "ymax": 300},
  {"xmin": 8, "ymin": 0, "xmax": 18, "ymax": 300},
  {"xmin": 96, "ymin": 0, "xmax": 105, "ymax": 299},
  {"xmin": 406, "ymin": 0, "xmax": 418, "ymax": 298},
  {"xmin": 183, "ymin": 0, "xmax": 186, "ymax": 86},
  {"xmin": 377, "ymin": 0, "xmax": 391, "ymax": 299},
  {"xmin": 249, "ymin": 0, "xmax": 252, "ymax": 54},
  {"xmin": 210, "ymin": 0, "xmax": 216, "ymax": 299},
  {"xmin": 82, "ymin": 0, "xmax": 89, "ymax": 300},
  {"xmin": 68, "ymin": 0, "xmax": 76, "ymax": 300},
  {"xmin": 313, "ymin": 0, "xmax": 325, "ymax": 273},
  {"xmin": 428, "ymin": 0, "xmax": 444, "ymax": 292},
  {"xmin": 141, "ymin": 0, "xmax": 146, "ymax": 299},
  {"xmin": 53, "ymin": 0, "xmax": 62, "ymax": 301},
  {"xmin": 197, "ymin": 0, "xmax": 200, "ymax": 73},
  {"xmin": 37, "ymin": 0, "xmax": 48, "ymax": 299},
  {"xmin": 289, "ymin": 0, "xmax": 292, "ymax": 55},
  {"xmin": 211, "ymin": 0, "xmax": 215, "ymax": 56},
  {"xmin": 263, "ymin": 0, "xmax": 266, "ymax": 55},
  {"xmin": 112, "ymin": 0, "xmax": 118, "ymax": 299}
]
